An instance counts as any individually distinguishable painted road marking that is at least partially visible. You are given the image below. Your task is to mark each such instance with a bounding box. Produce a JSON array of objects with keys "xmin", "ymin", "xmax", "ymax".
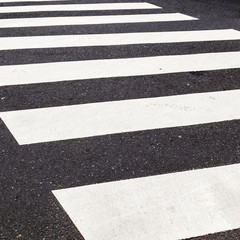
[
  {"xmin": 0, "ymin": 13, "xmax": 197, "ymax": 28},
  {"xmin": 0, "ymin": 0, "xmax": 65, "ymax": 2},
  {"xmin": 53, "ymin": 163, "xmax": 240, "ymax": 240},
  {"xmin": 0, "ymin": 29, "xmax": 239, "ymax": 51},
  {"xmin": 0, "ymin": 51, "xmax": 239, "ymax": 87},
  {"xmin": 0, "ymin": 2, "xmax": 160, "ymax": 13},
  {"xmin": 1, "ymin": 89, "xmax": 240, "ymax": 145}
]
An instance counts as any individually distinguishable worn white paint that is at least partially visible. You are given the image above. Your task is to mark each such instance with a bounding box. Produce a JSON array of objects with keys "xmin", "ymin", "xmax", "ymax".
[
  {"xmin": 0, "ymin": 29, "xmax": 239, "ymax": 51},
  {"xmin": 1, "ymin": 89, "xmax": 240, "ymax": 145},
  {"xmin": 0, "ymin": 2, "xmax": 160, "ymax": 13},
  {"xmin": 0, "ymin": 13, "xmax": 197, "ymax": 28},
  {"xmin": 53, "ymin": 163, "xmax": 240, "ymax": 240},
  {"xmin": 0, "ymin": 51, "xmax": 239, "ymax": 87}
]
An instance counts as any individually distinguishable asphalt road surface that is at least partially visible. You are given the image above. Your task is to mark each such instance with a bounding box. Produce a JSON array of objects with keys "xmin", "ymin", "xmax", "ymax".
[{"xmin": 0, "ymin": 0, "xmax": 240, "ymax": 239}]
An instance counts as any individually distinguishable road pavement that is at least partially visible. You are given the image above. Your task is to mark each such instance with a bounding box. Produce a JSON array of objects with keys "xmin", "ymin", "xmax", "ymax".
[{"xmin": 0, "ymin": 0, "xmax": 240, "ymax": 239}]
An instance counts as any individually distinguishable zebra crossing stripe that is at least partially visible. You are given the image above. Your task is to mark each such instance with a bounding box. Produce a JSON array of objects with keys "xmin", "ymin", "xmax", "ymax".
[
  {"xmin": 1, "ymin": 89, "xmax": 240, "ymax": 145},
  {"xmin": 53, "ymin": 163, "xmax": 240, "ymax": 240},
  {"xmin": 0, "ymin": 51, "xmax": 239, "ymax": 87},
  {"xmin": 0, "ymin": 13, "xmax": 197, "ymax": 28},
  {"xmin": 0, "ymin": 0, "xmax": 65, "ymax": 2},
  {"xmin": 0, "ymin": 29, "xmax": 239, "ymax": 51},
  {"xmin": 0, "ymin": 2, "xmax": 160, "ymax": 13}
]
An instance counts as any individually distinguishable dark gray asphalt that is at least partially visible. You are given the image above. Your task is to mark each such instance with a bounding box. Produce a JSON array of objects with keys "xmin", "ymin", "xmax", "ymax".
[{"xmin": 0, "ymin": 0, "xmax": 240, "ymax": 239}]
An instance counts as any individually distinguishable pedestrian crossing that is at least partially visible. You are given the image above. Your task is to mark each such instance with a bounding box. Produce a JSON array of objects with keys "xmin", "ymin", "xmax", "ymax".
[{"xmin": 0, "ymin": 0, "xmax": 240, "ymax": 239}]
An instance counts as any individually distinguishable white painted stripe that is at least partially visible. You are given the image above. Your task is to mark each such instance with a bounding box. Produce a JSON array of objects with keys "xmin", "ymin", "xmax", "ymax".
[
  {"xmin": 1, "ymin": 89, "xmax": 240, "ymax": 145},
  {"xmin": 53, "ymin": 163, "xmax": 240, "ymax": 240},
  {"xmin": 0, "ymin": 13, "xmax": 197, "ymax": 28},
  {"xmin": 0, "ymin": 0, "xmax": 65, "ymax": 2},
  {"xmin": 0, "ymin": 2, "xmax": 160, "ymax": 13},
  {"xmin": 0, "ymin": 51, "xmax": 239, "ymax": 87},
  {"xmin": 0, "ymin": 29, "xmax": 240, "ymax": 51}
]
